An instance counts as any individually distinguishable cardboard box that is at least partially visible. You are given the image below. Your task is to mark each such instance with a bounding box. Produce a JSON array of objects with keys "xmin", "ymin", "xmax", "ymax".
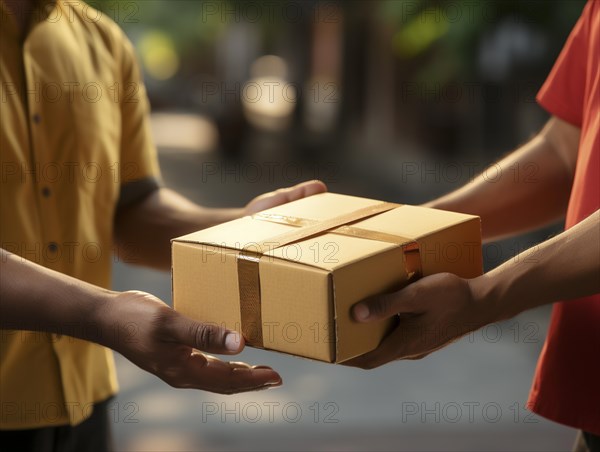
[{"xmin": 172, "ymin": 193, "xmax": 482, "ymax": 363}]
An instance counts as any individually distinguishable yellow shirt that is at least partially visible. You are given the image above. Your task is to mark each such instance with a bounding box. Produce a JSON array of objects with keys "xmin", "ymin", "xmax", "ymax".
[{"xmin": 0, "ymin": 0, "xmax": 160, "ymax": 428}]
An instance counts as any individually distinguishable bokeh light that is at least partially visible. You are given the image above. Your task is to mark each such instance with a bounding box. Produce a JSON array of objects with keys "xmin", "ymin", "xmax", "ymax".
[
  {"xmin": 393, "ymin": 8, "xmax": 450, "ymax": 58},
  {"xmin": 242, "ymin": 55, "xmax": 297, "ymax": 132},
  {"xmin": 138, "ymin": 30, "xmax": 180, "ymax": 80}
]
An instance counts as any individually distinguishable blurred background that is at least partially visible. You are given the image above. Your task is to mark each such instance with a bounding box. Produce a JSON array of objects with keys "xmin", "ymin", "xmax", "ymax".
[{"xmin": 99, "ymin": 0, "xmax": 587, "ymax": 450}]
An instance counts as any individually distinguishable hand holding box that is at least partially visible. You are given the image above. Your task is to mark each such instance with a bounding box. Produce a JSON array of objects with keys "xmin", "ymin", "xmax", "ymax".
[{"xmin": 172, "ymin": 193, "xmax": 482, "ymax": 363}]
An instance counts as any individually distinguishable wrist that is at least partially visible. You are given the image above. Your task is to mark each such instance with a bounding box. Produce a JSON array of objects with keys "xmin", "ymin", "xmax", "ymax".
[
  {"xmin": 88, "ymin": 289, "xmax": 121, "ymax": 349},
  {"xmin": 467, "ymin": 273, "xmax": 506, "ymax": 327}
]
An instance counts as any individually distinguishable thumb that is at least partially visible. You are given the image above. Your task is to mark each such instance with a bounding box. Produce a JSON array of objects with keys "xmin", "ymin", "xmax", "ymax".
[
  {"xmin": 167, "ymin": 311, "xmax": 245, "ymax": 355},
  {"xmin": 352, "ymin": 288, "xmax": 417, "ymax": 323}
]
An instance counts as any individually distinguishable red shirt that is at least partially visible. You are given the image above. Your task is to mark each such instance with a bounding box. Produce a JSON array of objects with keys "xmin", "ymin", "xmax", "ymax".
[{"xmin": 527, "ymin": 0, "xmax": 600, "ymax": 435}]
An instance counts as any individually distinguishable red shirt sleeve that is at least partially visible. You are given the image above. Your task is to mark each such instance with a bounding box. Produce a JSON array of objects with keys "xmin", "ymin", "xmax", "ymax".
[{"xmin": 537, "ymin": 1, "xmax": 593, "ymax": 127}]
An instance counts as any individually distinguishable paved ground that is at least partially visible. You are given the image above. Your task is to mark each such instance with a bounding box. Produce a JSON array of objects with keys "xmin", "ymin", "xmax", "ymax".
[{"xmin": 109, "ymin": 123, "xmax": 575, "ymax": 451}]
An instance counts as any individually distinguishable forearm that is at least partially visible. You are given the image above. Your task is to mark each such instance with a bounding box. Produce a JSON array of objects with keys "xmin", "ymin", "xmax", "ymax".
[
  {"xmin": 472, "ymin": 210, "xmax": 600, "ymax": 323},
  {"xmin": 424, "ymin": 118, "xmax": 578, "ymax": 241},
  {"xmin": 0, "ymin": 249, "xmax": 283, "ymax": 392},
  {"xmin": 115, "ymin": 181, "xmax": 328, "ymax": 271},
  {"xmin": 0, "ymin": 249, "xmax": 116, "ymax": 345},
  {"xmin": 114, "ymin": 188, "xmax": 243, "ymax": 270},
  {"xmin": 346, "ymin": 211, "xmax": 599, "ymax": 368}
]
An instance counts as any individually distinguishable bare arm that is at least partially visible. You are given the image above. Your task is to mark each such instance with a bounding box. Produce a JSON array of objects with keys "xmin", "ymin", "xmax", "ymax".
[
  {"xmin": 347, "ymin": 210, "xmax": 599, "ymax": 368},
  {"xmin": 344, "ymin": 116, "xmax": 596, "ymax": 368},
  {"xmin": 0, "ymin": 249, "xmax": 282, "ymax": 393},
  {"xmin": 476, "ymin": 209, "xmax": 600, "ymax": 321},
  {"xmin": 114, "ymin": 181, "xmax": 327, "ymax": 270},
  {"xmin": 424, "ymin": 117, "xmax": 580, "ymax": 241}
]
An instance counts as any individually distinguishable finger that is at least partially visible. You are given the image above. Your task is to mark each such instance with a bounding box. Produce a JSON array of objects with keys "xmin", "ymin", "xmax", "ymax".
[
  {"xmin": 297, "ymin": 180, "xmax": 328, "ymax": 197},
  {"xmin": 342, "ymin": 318, "xmax": 428, "ymax": 369},
  {"xmin": 167, "ymin": 312, "xmax": 245, "ymax": 355},
  {"xmin": 352, "ymin": 286, "xmax": 419, "ymax": 323},
  {"xmin": 180, "ymin": 354, "xmax": 283, "ymax": 394},
  {"xmin": 191, "ymin": 353, "xmax": 252, "ymax": 370},
  {"xmin": 250, "ymin": 180, "xmax": 327, "ymax": 212},
  {"xmin": 341, "ymin": 330, "xmax": 404, "ymax": 369},
  {"xmin": 403, "ymin": 352, "xmax": 432, "ymax": 360},
  {"xmin": 278, "ymin": 180, "xmax": 328, "ymax": 203}
]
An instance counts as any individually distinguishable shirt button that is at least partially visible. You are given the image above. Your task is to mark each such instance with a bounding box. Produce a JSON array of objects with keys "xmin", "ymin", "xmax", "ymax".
[
  {"xmin": 42, "ymin": 187, "xmax": 51, "ymax": 197},
  {"xmin": 32, "ymin": 113, "xmax": 41, "ymax": 124},
  {"xmin": 47, "ymin": 242, "xmax": 58, "ymax": 253}
]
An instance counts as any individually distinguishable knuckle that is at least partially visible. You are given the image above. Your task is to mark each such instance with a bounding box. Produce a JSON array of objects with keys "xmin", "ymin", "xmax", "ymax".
[
  {"xmin": 369, "ymin": 294, "xmax": 395, "ymax": 318},
  {"xmin": 439, "ymin": 272, "xmax": 461, "ymax": 290},
  {"xmin": 152, "ymin": 305, "xmax": 173, "ymax": 328},
  {"xmin": 192, "ymin": 323, "xmax": 217, "ymax": 349},
  {"xmin": 403, "ymin": 284, "xmax": 420, "ymax": 306}
]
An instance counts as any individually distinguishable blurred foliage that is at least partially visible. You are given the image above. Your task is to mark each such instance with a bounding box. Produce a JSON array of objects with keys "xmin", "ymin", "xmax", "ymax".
[
  {"xmin": 378, "ymin": 0, "xmax": 586, "ymax": 84},
  {"xmin": 93, "ymin": 0, "xmax": 226, "ymax": 43},
  {"xmin": 91, "ymin": 0, "xmax": 587, "ymax": 98}
]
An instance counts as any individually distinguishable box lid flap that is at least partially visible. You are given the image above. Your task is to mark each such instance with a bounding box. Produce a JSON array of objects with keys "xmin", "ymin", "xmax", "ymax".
[
  {"xmin": 172, "ymin": 193, "xmax": 478, "ymax": 271},
  {"xmin": 351, "ymin": 205, "xmax": 478, "ymax": 239},
  {"xmin": 172, "ymin": 193, "xmax": 381, "ymax": 246}
]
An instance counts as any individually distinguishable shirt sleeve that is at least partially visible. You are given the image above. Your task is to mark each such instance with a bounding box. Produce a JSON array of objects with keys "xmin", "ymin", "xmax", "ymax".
[
  {"xmin": 537, "ymin": 1, "xmax": 592, "ymax": 127},
  {"xmin": 118, "ymin": 34, "xmax": 162, "ymax": 186}
]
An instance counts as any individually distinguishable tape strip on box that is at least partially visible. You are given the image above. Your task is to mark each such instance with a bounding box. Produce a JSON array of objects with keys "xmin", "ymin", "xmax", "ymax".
[{"xmin": 236, "ymin": 202, "xmax": 421, "ymax": 347}]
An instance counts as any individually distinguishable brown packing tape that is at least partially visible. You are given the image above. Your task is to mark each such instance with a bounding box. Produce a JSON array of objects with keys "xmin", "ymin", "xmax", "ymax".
[
  {"xmin": 236, "ymin": 252, "xmax": 263, "ymax": 346},
  {"xmin": 403, "ymin": 243, "xmax": 422, "ymax": 280},
  {"xmin": 253, "ymin": 202, "xmax": 400, "ymax": 252},
  {"xmin": 236, "ymin": 202, "xmax": 422, "ymax": 347},
  {"xmin": 253, "ymin": 210, "xmax": 421, "ymax": 254}
]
